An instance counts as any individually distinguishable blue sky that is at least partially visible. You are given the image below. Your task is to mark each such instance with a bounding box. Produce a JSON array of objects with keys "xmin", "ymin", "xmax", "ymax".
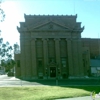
[{"xmin": 0, "ymin": 0, "xmax": 100, "ymax": 45}]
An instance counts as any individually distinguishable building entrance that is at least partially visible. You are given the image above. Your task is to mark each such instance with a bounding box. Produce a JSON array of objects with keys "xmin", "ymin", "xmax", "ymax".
[{"xmin": 50, "ymin": 67, "xmax": 56, "ymax": 77}]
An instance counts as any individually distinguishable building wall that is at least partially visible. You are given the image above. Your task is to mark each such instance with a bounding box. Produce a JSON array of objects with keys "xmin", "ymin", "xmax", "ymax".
[
  {"xmin": 15, "ymin": 37, "xmax": 100, "ymax": 79},
  {"xmin": 82, "ymin": 47, "xmax": 90, "ymax": 76},
  {"xmin": 15, "ymin": 38, "xmax": 84, "ymax": 79},
  {"xmin": 15, "ymin": 15, "xmax": 85, "ymax": 79},
  {"xmin": 82, "ymin": 38, "xmax": 100, "ymax": 58}
]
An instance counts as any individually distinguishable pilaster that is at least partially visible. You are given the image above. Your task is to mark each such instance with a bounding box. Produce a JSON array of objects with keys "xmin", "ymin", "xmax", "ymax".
[
  {"xmin": 67, "ymin": 39, "xmax": 74, "ymax": 76},
  {"xmin": 72, "ymin": 39, "xmax": 79, "ymax": 76},
  {"xmin": 20, "ymin": 39, "xmax": 26, "ymax": 79},
  {"xmin": 54, "ymin": 38, "xmax": 61, "ymax": 77},
  {"xmin": 31, "ymin": 38, "xmax": 37, "ymax": 79},
  {"xmin": 78, "ymin": 39, "xmax": 84, "ymax": 76},
  {"xmin": 25, "ymin": 40, "xmax": 32, "ymax": 79},
  {"xmin": 42, "ymin": 38, "xmax": 48, "ymax": 78}
]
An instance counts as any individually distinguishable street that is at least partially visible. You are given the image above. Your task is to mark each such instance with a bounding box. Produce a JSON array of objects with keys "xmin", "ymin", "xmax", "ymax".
[
  {"xmin": 0, "ymin": 75, "xmax": 100, "ymax": 86},
  {"xmin": 0, "ymin": 75, "xmax": 44, "ymax": 86}
]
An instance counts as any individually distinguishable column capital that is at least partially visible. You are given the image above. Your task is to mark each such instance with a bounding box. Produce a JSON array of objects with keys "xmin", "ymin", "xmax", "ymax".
[
  {"xmin": 66, "ymin": 38, "xmax": 73, "ymax": 41},
  {"xmin": 54, "ymin": 38, "xmax": 60, "ymax": 41},
  {"xmin": 31, "ymin": 38, "xmax": 37, "ymax": 41},
  {"xmin": 42, "ymin": 38, "xmax": 49, "ymax": 41}
]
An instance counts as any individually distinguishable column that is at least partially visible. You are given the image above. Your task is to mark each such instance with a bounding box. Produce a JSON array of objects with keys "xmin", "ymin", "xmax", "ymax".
[
  {"xmin": 72, "ymin": 39, "xmax": 79, "ymax": 76},
  {"xmin": 25, "ymin": 40, "xmax": 32, "ymax": 79},
  {"xmin": 31, "ymin": 38, "xmax": 37, "ymax": 79},
  {"xmin": 20, "ymin": 39, "xmax": 26, "ymax": 79},
  {"xmin": 54, "ymin": 38, "xmax": 61, "ymax": 78},
  {"xmin": 67, "ymin": 39, "xmax": 74, "ymax": 76},
  {"xmin": 78, "ymin": 39, "xmax": 84, "ymax": 76},
  {"xmin": 43, "ymin": 38, "xmax": 48, "ymax": 78}
]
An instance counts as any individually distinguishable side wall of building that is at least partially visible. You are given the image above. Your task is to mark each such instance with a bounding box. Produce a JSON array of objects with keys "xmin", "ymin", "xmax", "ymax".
[
  {"xmin": 82, "ymin": 38, "xmax": 100, "ymax": 58},
  {"xmin": 14, "ymin": 54, "xmax": 21, "ymax": 78}
]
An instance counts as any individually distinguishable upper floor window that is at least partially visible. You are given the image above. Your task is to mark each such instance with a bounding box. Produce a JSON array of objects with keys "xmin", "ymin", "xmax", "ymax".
[
  {"xmin": 37, "ymin": 59, "xmax": 43, "ymax": 67},
  {"xmin": 17, "ymin": 60, "xmax": 20, "ymax": 67},
  {"xmin": 61, "ymin": 58, "xmax": 66, "ymax": 67}
]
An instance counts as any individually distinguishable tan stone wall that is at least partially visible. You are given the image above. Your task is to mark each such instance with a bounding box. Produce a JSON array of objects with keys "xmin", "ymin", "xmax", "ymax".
[
  {"xmin": 24, "ymin": 40, "xmax": 32, "ymax": 79},
  {"xmin": 82, "ymin": 47, "xmax": 90, "ymax": 76},
  {"xmin": 82, "ymin": 38, "xmax": 100, "ymax": 58},
  {"xmin": 67, "ymin": 39, "xmax": 74, "ymax": 76},
  {"xmin": 31, "ymin": 39, "xmax": 37, "ymax": 79},
  {"xmin": 78, "ymin": 39, "xmax": 84, "ymax": 76}
]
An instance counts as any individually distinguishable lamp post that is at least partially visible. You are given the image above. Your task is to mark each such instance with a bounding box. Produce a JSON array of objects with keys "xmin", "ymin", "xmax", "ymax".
[
  {"xmin": 56, "ymin": 66, "xmax": 60, "ymax": 86},
  {"xmin": 56, "ymin": 67, "xmax": 58, "ymax": 85},
  {"xmin": 45, "ymin": 68, "xmax": 48, "ymax": 79}
]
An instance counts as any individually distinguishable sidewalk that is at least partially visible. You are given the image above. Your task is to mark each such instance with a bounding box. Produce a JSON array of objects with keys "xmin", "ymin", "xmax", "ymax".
[{"xmin": 56, "ymin": 96, "xmax": 93, "ymax": 100}]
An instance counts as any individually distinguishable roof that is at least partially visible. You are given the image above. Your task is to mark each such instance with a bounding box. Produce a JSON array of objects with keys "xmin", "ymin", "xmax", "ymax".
[{"xmin": 17, "ymin": 14, "xmax": 84, "ymax": 32}]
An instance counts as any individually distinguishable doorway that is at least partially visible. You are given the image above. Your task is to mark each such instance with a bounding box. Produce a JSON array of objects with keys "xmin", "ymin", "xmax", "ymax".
[{"xmin": 50, "ymin": 67, "xmax": 56, "ymax": 77}]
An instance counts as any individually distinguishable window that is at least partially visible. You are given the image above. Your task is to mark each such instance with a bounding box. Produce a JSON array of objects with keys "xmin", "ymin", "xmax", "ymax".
[
  {"xmin": 61, "ymin": 58, "xmax": 66, "ymax": 67},
  {"xmin": 17, "ymin": 60, "xmax": 20, "ymax": 67},
  {"xmin": 49, "ymin": 58, "xmax": 56, "ymax": 63},
  {"xmin": 37, "ymin": 59, "xmax": 43, "ymax": 67}
]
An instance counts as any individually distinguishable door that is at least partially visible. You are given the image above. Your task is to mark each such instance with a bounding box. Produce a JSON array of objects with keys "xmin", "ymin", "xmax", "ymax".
[{"xmin": 50, "ymin": 67, "xmax": 56, "ymax": 77}]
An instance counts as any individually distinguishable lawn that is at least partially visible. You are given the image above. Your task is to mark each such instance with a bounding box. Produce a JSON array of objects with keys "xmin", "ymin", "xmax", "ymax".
[{"xmin": 0, "ymin": 86, "xmax": 100, "ymax": 100}]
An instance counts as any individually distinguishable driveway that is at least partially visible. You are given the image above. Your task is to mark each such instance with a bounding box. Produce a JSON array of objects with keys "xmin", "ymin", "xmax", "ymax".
[{"xmin": 56, "ymin": 96, "xmax": 94, "ymax": 100}]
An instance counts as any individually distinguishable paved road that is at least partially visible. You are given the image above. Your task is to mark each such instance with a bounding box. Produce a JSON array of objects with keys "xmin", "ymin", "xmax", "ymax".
[
  {"xmin": 0, "ymin": 75, "xmax": 44, "ymax": 86},
  {"xmin": 0, "ymin": 75, "xmax": 100, "ymax": 100},
  {"xmin": 56, "ymin": 96, "xmax": 93, "ymax": 100},
  {"xmin": 0, "ymin": 75, "xmax": 100, "ymax": 86}
]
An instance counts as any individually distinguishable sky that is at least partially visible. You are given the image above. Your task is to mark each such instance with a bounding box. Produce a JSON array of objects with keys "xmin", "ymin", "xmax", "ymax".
[{"xmin": 0, "ymin": 0, "xmax": 100, "ymax": 45}]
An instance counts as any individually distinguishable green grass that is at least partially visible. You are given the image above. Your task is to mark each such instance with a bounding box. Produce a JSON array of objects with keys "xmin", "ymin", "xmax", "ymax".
[{"xmin": 0, "ymin": 86, "xmax": 100, "ymax": 100}]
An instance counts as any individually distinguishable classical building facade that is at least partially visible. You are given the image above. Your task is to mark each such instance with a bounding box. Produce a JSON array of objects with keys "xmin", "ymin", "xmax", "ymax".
[{"xmin": 15, "ymin": 14, "xmax": 91, "ymax": 79}]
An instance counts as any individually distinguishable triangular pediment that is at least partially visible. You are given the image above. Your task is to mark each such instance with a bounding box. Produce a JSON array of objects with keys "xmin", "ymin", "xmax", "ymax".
[{"xmin": 32, "ymin": 21, "xmax": 69, "ymax": 30}]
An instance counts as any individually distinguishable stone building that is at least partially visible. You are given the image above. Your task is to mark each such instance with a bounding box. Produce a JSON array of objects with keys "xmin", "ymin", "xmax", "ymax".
[
  {"xmin": 82, "ymin": 38, "xmax": 100, "ymax": 58},
  {"xmin": 15, "ymin": 14, "xmax": 90, "ymax": 79}
]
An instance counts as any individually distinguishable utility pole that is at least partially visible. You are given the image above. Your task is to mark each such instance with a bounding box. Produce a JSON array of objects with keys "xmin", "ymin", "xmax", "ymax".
[
  {"xmin": 56, "ymin": 65, "xmax": 58, "ymax": 86},
  {"xmin": 73, "ymin": 0, "xmax": 76, "ymax": 15}
]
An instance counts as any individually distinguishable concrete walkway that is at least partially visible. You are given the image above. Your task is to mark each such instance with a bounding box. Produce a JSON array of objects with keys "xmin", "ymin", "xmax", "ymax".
[{"xmin": 56, "ymin": 96, "xmax": 94, "ymax": 100}]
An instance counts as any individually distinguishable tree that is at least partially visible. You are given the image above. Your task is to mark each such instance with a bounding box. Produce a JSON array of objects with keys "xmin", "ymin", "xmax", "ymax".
[
  {"xmin": 0, "ymin": 0, "xmax": 5, "ymax": 22},
  {"xmin": 0, "ymin": 0, "xmax": 16, "ymax": 73},
  {"xmin": 0, "ymin": 39, "xmax": 15, "ymax": 72}
]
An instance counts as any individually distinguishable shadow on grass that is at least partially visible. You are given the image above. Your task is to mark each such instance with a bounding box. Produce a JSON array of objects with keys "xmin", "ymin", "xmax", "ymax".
[
  {"xmin": 18, "ymin": 78, "xmax": 100, "ymax": 91},
  {"xmin": 18, "ymin": 78, "xmax": 100, "ymax": 85}
]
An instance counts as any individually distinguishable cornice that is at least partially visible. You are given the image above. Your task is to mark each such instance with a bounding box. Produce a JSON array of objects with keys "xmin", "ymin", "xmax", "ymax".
[{"xmin": 24, "ymin": 13, "xmax": 77, "ymax": 18}]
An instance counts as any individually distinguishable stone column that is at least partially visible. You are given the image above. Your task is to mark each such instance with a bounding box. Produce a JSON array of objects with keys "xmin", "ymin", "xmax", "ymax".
[
  {"xmin": 42, "ymin": 38, "xmax": 48, "ymax": 79},
  {"xmin": 25, "ymin": 40, "xmax": 32, "ymax": 79},
  {"xmin": 77, "ymin": 39, "xmax": 84, "ymax": 76},
  {"xmin": 54, "ymin": 38, "xmax": 61, "ymax": 78},
  {"xmin": 67, "ymin": 39, "xmax": 74, "ymax": 76},
  {"xmin": 31, "ymin": 38, "xmax": 37, "ymax": 79},
  {"xmin": 20, "ymin": 39, "xmax": 26, "ymax": 79},
  {"xmin": 72, "ymin": 39, "xmax": 79, "ymax": 76}
]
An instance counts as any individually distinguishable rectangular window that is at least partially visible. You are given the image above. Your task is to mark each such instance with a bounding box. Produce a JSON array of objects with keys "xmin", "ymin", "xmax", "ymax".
[
  {"xmin": 37, "ymin": 59, "xmax": 43, "ymax": 67},
  {"xmin": 61, "ymin": 58, "xmax": 66, "ymax": 67},
  {"xmin": 17, "ymin": 60, "xmax": 20, "ymax": 67}
]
